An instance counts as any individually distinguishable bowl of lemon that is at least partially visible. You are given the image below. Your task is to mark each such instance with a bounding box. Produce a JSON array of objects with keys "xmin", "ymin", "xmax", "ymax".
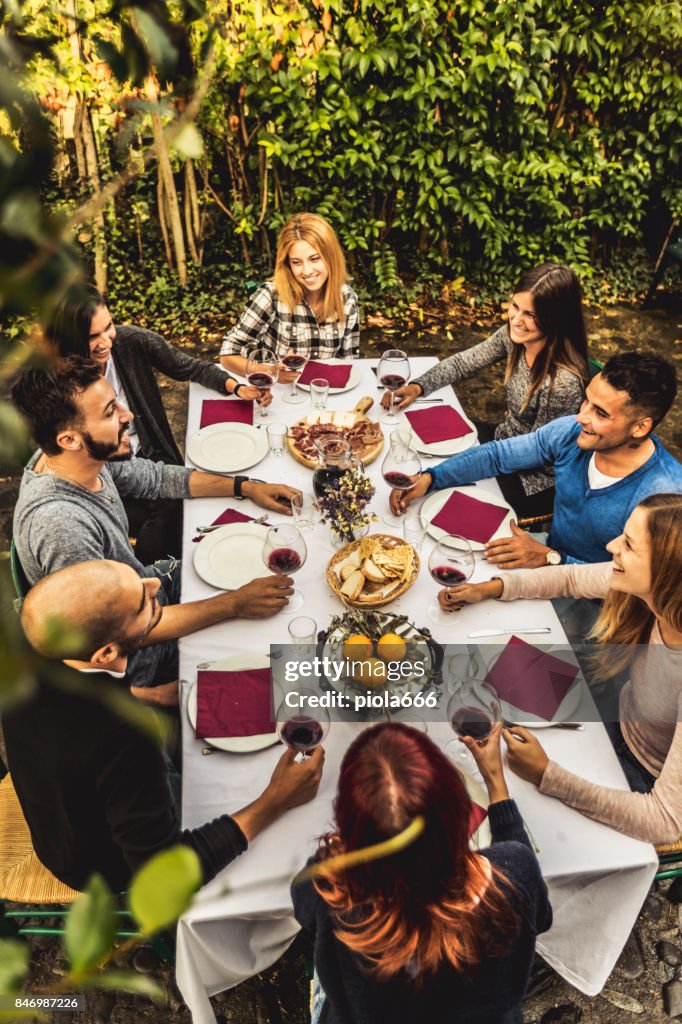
[{"xmin": 320, "ymin": 609, "xmax": 443, "ymax": 708}]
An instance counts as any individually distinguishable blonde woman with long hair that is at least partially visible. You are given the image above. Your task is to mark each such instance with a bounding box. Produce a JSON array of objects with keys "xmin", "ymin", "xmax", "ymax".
[
  {"xmin": 438, "ymin": 492, "xmax": 682, "ymax": 843},
  {"xmin": 220, "ymin": 213, "xmax": 359, "ymax": 380}
]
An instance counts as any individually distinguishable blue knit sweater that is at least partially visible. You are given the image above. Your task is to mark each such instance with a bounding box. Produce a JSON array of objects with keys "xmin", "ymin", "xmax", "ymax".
[{"xmin": 428, "ymin": 416, "xmax": 682, "ymax": 563}]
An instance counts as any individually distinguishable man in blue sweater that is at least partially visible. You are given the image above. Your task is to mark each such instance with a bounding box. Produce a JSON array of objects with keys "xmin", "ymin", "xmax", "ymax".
[{"xmin": 390, "ymin": 352, "xmax": 680, "ymax": 567}]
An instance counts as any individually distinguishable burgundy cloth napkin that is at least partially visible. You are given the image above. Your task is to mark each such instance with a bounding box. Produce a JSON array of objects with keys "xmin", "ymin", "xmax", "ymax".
[
  {"xmin": 404, "ymin": 406, "xmax": 472, "ymax": 444},
  {"xmin": 469, "ymin": 802, "xmax": 488, "ymax": 837},
  {"xmin": 297, "ymin": 361, "xmax": 352, "ymax": 388},
  {"xmin": 200, "ymin": 399, "xmax": 253, "ymax": 428},
  {"xmin": 195, "ymin": 668, "xmax": 273, "ymax": 738},
  {"xmin": 484, "ymin": 636, "xmax": 580, "ymax": 720},
  {"xmin": 192, "ymin": 508, "xmax": 254, "ymax": 542},
  {"xmin": 431, "ymin": 490, "xmax": 509, "ymax": 545}
]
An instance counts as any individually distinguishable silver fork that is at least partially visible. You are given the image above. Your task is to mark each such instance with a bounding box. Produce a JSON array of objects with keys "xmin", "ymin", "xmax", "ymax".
[{"xmin": 196, "ymin": 513, "xmax": 270, "ymax": 534}]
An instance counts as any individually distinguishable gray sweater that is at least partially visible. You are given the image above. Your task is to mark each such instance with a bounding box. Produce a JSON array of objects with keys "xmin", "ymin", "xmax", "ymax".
[
  {"xmin": 414, "ymin": 327, "xmax": 585, "ymax": 494},
  {"xmin": 14, "ymin": 453, "xmax": 191, "ymax": 585}
]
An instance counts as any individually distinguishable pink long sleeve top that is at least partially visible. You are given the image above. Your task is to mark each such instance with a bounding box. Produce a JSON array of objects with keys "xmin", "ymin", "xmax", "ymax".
[{"xmin": 497, "ymin": 562, "xmax": 682, "ymax": 843}]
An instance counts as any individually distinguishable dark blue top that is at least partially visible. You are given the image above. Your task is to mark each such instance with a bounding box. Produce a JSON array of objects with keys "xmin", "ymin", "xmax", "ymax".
[{"xmin": 292, "ymin": 799, "xmax": 552, "ymax": 1024}]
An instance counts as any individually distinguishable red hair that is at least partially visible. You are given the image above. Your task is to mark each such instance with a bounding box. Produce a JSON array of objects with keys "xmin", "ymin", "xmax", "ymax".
[{"xmin": 314, "ymin": 724, "xmax": 518, "ymax": 982}]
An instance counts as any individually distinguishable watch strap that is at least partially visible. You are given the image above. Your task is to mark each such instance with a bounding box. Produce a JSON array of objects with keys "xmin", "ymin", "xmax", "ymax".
[{"xmin": 233, "ymin": 475, "xmax": 249, "ymax": 499}]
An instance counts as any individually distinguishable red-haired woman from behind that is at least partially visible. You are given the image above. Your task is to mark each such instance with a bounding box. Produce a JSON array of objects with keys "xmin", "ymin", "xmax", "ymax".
[{"xmin": 292, "ymin": 723, "xmax": 551, "ymax": 1024}]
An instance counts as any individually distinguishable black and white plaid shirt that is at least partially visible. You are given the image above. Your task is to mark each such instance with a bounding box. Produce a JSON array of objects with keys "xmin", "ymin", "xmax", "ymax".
[{"xmin": 220, "ymin": 282, "xmax": 359, "ymax": 361}]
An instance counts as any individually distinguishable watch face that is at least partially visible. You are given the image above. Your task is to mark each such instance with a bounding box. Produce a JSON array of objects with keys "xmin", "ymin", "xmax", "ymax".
[{"xmin": 547, "ymin": 550, "xmax": 561, "ymax": 565}]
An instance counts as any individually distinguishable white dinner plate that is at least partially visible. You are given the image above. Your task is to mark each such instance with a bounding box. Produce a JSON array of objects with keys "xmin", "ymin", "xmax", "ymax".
[
  {"xmin": 420, "ymin": 485, "xmax": 514, "ymax": 550},
  {"xmin": 193, "ymin": 522, "xmax": 269, "ymax": 590},
  {"xmin": 296, "ymin": 360, "xmax": 360, "ymax": 394},
  {"xmin": 398, "ymin": 407, "xmax": 478, "ymax": 456},
  {"xmin": 187, "ymin": 654, "xmax": 278, "ymax": 753},
  {"xmin": 187, "ymin": 422, "xmax": 268, "ymax": 474},
  {"xmin": 474, "ymin": 642, "xmax": 582, "ymax": 726}
]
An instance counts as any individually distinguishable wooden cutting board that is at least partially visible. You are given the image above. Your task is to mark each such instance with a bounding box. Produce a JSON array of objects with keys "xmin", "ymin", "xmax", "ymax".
[{"xmin": 286, "ymin": 396, "xmax": 385, "ymax": 468}]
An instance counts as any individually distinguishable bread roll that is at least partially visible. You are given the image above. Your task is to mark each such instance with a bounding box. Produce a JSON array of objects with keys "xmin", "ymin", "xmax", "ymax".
[{"xmin": 340, "ymin": 570, "xmax": 365, "ymax": 600}]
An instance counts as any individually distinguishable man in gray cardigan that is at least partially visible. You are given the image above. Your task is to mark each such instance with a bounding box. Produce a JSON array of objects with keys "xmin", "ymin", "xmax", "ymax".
[{"xmin": 11, "ymin": 358, "xmax": 300, "ymax": 705}]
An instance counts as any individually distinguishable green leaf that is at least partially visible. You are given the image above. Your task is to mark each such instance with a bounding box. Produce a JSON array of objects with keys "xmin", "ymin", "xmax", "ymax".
[
  {"xmin": 81, "ymin": 970, "xmax": 164, "ymax": 1001},
  {"xmin": 0, "ymin": 940, "xmax": 29, "ymax": 995},
  {"xmin": 129, "ymin": 846, "xmax": 202, "ymax": 935},
  {"xmin": 171, "ymin": 124, "xmax": 204, "ymax": 161},
  {"xmin": 65, "ymin": 875, "xmax": 117, "ymax": 974}
]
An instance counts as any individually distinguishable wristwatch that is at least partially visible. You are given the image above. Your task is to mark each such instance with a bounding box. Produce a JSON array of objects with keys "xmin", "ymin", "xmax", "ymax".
[
  {"xmin": 545, "ymin": 549, "xmax": 562, "ymax": 566},
  {"xmin": 233, "ymin": 382, "xmax": 246, "ymax": 398},
  {"xmin": 233, "ymin": 475, "xmax": 249, "ymax": 499}
]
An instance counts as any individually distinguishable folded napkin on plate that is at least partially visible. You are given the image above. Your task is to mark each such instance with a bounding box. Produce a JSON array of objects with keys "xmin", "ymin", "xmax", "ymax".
[
  {"xmin": 297, "ymin": 361, "xmax": 352, "ymax": 388},
  {"xmin": 431, "ymin": 490, "xmax": 509, "ymax": 545},
  {"xmin": 484, "ymin": 636, "xmax": 579, "ymax": 720},
  {"xmin": 469, "ymin": 802, "xmax": 488, "ymax": 837},
  {"xmin": 192, "ymin": 508, "xmax": 254, "ymax": 542},
  {"xmin": 200, "ymin": 399, "xmax": 253, "ymax": 428},
  {"xmin": 404, "ymin": 406, "xmax": 472, "ymax": 444},
  {"xmin": 195, "ymin": 668, "xmax": 272, "ymax": 738}
]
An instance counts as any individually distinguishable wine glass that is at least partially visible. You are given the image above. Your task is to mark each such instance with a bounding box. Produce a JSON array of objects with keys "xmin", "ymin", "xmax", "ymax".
[
  {"xmin": 262, "ymin": 523, "xmax": 307, "ymax": 612},
  {"xmin": 378, "ymin": 349, "xmax": 410, "ymax": 424},
  {"xmin": 276, "ymin": 687, "xmax": 330, "ymax": 759},
  {"xmin": 281, "ymin": 349, "xmax": 308, "ymax": 405},
  {"xmin": 445, "ymin": 680, "xmax": 501, "ymax": 770},
  {"xmin": 381, "ymin": 443, "xmax": 422, "ymax": 529},
  {"xmin": 245, "ymin": 347, "xmax": 279, "ymax": 418},
  {"xmin": 427, "ymin": 534, "xmax": 475, "ymax": 625}
]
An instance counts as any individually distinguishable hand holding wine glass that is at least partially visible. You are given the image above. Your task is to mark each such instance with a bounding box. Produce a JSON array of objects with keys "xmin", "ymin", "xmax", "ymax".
[
  {"xmin": 276, "ymin": 688, "xmax": 330, "ymax": 759},
  {"xmin": 382, "ymin": 443, "xmax": 422, "ymax": 528},
  {"xmin": 262, "ymin": 523, "xmax": 307, "ymax": 612},
  {"xmin": 445, "ymin": 680, "xmax": 502, "ymax": 771},
  {"xmin": 427, "ymin": 534, "xmax": 475, "ymax": 625},
  {"xmin": 281, "ymin": 350, "xmax": 308, "ymax": 404},
  {"xmin": 246, "ymin": 348, "xmax": 279, "ymax": 417},
  {"xmin": 378, "ymin": 349, "xmax": 410, "ymax": 424}
]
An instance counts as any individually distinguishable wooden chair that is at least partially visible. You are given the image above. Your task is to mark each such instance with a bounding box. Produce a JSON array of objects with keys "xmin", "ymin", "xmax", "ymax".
[{"xmin": 0, "ymin": 775, "xmax": 168, "ymax": 953}]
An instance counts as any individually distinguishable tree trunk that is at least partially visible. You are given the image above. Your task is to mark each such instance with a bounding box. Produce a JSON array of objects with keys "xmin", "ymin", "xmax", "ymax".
[
  {"xmin": 184, "ymin": 158, "xmax": 202, "ymax": 265},
  {"xmin": 146, "ymin": 76, "xmax": 187, "ymax": 285}
]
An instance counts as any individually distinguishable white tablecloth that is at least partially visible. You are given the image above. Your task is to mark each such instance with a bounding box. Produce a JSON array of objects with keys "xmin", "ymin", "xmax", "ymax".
[{"xmin": 175, "ymin": 358, "xmax": 657, "ymax": 1023}]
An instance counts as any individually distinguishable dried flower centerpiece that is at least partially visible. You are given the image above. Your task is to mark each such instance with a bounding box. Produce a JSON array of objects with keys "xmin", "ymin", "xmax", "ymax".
[{"xmin": 314, "ymin": 467, "xmax": 377, "ymax": 545}]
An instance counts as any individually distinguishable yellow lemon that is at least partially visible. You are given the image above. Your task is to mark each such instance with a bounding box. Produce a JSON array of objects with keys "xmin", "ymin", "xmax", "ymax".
[
  {"xmin": 351, "ymin": 657, "xmax": 387, "ymax": 687},
  {"xmin": 342, "ymin": 633, "xmax": 374, "ymax": 660},
  {"xmin": 377, "ymin": 632, "xmax": 407, "ymax": 662}
]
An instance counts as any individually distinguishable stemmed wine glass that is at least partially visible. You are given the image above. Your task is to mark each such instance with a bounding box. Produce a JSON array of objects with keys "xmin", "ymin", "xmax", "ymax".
[
  {"xmin": 378, "ymin": 349, "xmax": 410, "ymax": 424},
  {"xmin": 262, "ymin": 523, "xmax": 307, "ymax": 613},
  {"xmin": 275, "ymin": 688, "xmax": 330, "ymax": 759},
  {"xmin": 445, "ymin": 680, "xmax": 501, "ymax": 770},
  {"xmin": 245, "ymin": 347, "xmax": 279, "ymax": 418},
  {"xmin": 281, "ymin": 349, "xmax": 308, "ymax": 405},
  {"xmin": 381, "ymin": 443, "xmax": 422, "ymax": 529},
  {"xmin": 427, "ymin": 534, "xmax": 475, "ymax": 625}
]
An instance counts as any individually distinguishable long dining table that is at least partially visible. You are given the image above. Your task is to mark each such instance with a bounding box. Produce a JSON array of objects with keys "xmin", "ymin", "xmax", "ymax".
[{"xmin": 175, "ymin": 357, "xmax": 657, "ymax": 1024}]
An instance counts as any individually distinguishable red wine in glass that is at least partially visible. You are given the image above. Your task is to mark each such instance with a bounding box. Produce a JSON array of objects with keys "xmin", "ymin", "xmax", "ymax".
[
  {"xmin": 282, "ymin": 354, "xmax": 307, "ymax": 372},
  {"xmin": 247, "ymin": 371, "xmax": 274, "ymax": 389},
  {"xmin": 380, "ymin": 374, "xmax": 407, "ymax": 391},
  {"xmin": 267, "ymin": 547, "xmax": 303, "ymax": 574},
  {"xmin": 383, "ymin": 470, "xmax": 415, "ymax": 489},
  {"xmin": 451, "ymin": 706, "xmax": 493, "ymax": 741},
  {"xmin": 430, "ymin": 565, "xmax": 468, "ymax": 585},
  {"xmin": 280, "ymin": 717, "xmax": 324, "ymax": 751}
]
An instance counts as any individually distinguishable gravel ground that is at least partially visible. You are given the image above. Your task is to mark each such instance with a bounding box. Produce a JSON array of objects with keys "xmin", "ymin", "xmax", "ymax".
[{"xmin": 2, "ymin": 296, "xmax": 682, "ymax": 1023}]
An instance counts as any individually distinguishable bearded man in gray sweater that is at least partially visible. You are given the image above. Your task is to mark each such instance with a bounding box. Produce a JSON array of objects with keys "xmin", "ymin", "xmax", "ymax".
[{"xmin": 11, "ymin": 358, "xmax": 300, "ymax": 705}]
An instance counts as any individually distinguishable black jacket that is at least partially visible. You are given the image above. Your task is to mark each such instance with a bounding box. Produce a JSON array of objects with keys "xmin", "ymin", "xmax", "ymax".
[
  {"xmin": 3, "ymin": 665, "xmax": 246, "ymax": 892},
  {"xmin": 112, "ymin": 325, "xmax": 230, "ymax": 464}
]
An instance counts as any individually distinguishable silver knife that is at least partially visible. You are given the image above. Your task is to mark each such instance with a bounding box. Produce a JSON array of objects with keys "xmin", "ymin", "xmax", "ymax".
[{"xmin": 467, "ymin": 627, "xmax": 552, "ymax": 638}]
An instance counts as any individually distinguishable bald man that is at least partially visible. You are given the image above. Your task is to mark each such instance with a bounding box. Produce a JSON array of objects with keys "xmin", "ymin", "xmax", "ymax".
[{"xmin": 4, "ymin": 561, "xmax": 323, "ymax": 892}]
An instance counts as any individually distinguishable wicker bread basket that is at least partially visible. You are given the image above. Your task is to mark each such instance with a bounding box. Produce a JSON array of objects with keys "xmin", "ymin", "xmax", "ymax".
[{"xmin": 325, "ymin": 533, "xmax": 420, "ymax": 608}]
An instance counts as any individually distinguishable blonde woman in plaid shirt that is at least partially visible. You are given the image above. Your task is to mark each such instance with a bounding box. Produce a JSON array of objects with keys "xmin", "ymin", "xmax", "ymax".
[{"xmin": 220, "ymin": 213, "xmax": 359, "ymax": 381}]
